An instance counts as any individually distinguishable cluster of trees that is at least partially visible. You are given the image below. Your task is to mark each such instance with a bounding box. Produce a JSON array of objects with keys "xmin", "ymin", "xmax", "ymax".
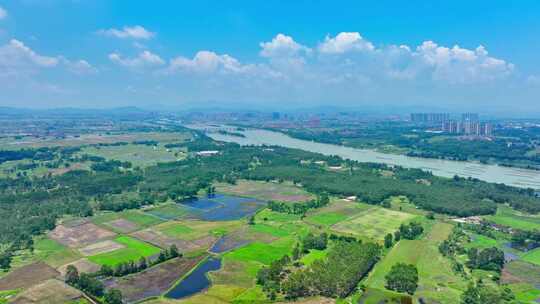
[
  {"xmin": 301, "ymin": 233, "xmax": 328, "ymax": 252},
  {"xmin": 91, "ymin": 159, "xmax": 132, "ymax": 172},
  {"xmin": 97, "ymin": 192, "xmax": 155, "ymax": 212},
  {"xmin": 66, "ymin": 265, "xmax": 122, "ymax": 304},
  {"xmin": 467, "ymin": 247, "xmax": 505, "ymax": 272},
  {"xmin": 267, "ymin": 194, "xmax": 330, "ymax": 215},
  {"xmin": 328, "ymin": 233, "xmax": 358, "ymax": 243},
  {"xmin": 383, "ymin": 222, "xmax": 424, "ymax": 249},
  {"xmin": 384, "ymin": 263, "xmax": 419, "ymax": 295},
  {"xmin": 282, "ymin": 241, "xmax": 380, "ymax": 299},
  {"xmin": 384, "ymin": 233, "xmax": 394, "ymax": 248},
  {"xmin": 99, "ymin": 245, "xmax": 180, "ymax": 277},
  {"xmin": 257, "ymin": 240, "xmax": 380, "ymax": 300},
  {"xmin": 438, "ymin": 226, "xmax": 468, "ymax": 276},
  {"xmin": 256, "ymin": 254, "xmax": 292, "ymax": 300},
  {"xmin": 217, "ymin": 130, "xmax": 246, "ymax": 138},
  {"xmin": 0, "ymin": 146, "xmax": 74, "ymax": 164},
  {"xmin": 132, "ymin": 140, "xmax": 158, "ymax": 146},
  {"xmin": 461, "ymin": 281, "xmax": 515, "ymax": 304},
  {"xmin": 398, "ymin": 222, "xmax": 424, "ymax": 240},
  {"xmin": 439, "ymin": 227, "xmax": 467, "ymax": 257},
  {"xmin": 0, "ymin": 251, "xmax": 12, "ymax": 270},
  {"xmin": 511, "ymin": 229, "xmax": 540, "ymax": 250},
  {"xmin": 243, "ymin": 149, "xmax": 540, "ymax": 215},
  {"xmin": 463, "ymin": 222, "xmax": 499, "ymax": 239},
  {"xmin": 405, "ymin": 137, "xmax": 537, "ymax": 166},
  {"xmin": 0, "ymin": 166, "xmax": 139, "ymax": 269}
]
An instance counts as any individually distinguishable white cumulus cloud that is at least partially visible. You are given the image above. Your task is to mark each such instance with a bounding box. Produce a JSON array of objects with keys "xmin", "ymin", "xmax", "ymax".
[
  {"xmin": 318, "ymin": 32, "xmax": 375, "ymax": 54},
  {"xmin": 109, "ymin": 50, "xmax": 164, "ymax": 68},
  {"xmin": 0, "ymin": 6, "xmax": 7, "ymax": 20},
  {"xmin": 60, "ymin": 58, "xmax": 98, "ymax": 75},
  {"xmin": 1, "ymin": 39, "xmax": 58, "ymax": 67},
  {"xmin": 408, "ymin": 41, "xmax": 514, "ymax": 83},
  {"xmin": 259, "ymin": 33, "xmax": 310, "ymax": 58},
  {"xmin": 0, "ymin": 39, "xmax": 96, "ymax": 79},
  {"xmin": 167, "ymin": 51, "xmax": 248, "ymax": 74},
  {"xmin": 98, "ymin": 25, "xmax": 155, "ymax": 40},
  {"xmin": 0, "ymin": 39, "xmax": 58, "ymax": 77}
]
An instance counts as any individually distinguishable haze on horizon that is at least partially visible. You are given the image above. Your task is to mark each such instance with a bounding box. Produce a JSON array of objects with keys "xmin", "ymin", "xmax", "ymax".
[{"xmin": 0, "ymin": 1, "xmax": 539, "ymax": 115}]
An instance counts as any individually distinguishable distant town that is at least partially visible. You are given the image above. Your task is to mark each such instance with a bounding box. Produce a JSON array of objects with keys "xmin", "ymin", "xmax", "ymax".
[{"xmin": 411, "ymin": 112, "xmax": 493, "ymax": 136}]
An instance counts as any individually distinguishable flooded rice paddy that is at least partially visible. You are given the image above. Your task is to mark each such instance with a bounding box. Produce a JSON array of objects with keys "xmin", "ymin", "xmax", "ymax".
[{"xmin": 179, "ymin": 194, "xmax": 266, "ymax": 221}]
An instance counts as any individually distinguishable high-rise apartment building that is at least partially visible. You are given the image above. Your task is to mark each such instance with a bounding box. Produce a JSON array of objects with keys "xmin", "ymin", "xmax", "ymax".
[
  {"xmin": 461, "ymin": 113, "xmax": 479, "ymax": 121},
  {"xmin": 410, "ymin": 113, "xmax": 450, "ymax": 123},
  {"xmin": 442, "ymin": 120, "xmax": 492, "ymax": 136}
]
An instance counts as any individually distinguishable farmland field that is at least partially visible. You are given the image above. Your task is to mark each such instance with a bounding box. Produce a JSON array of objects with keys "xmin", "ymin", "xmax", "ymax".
[
  {"xmin": 304, "ymin": 199, "xmax": 372, "ymax": 227},
  {"xmin": 332, "ymin": 206, "xmax": 418, "ymax": 240},
  {"xmin": 88, "ymin": 236, "xmax": 161, "ymax": 266},
  {"xmin": 8, "ymin": 279, "xmax": 83, "ymax": 304},
  {"xmin": 502, "ymin": 260, "xmax": 540, "ymax": 286},
  {"xmin": 48, "ymin": 222, "xmax": 116, "ymax": 248},
  {"xmin": 300, "ymin": 249, "xmax": 327, "ymax": 266},
  {"xmin": 81, "ymin": 143, "xmax": 185, "ymax": 167},
  {"xmin": 0, "ymin": 131, "xmax": 191, "ymax": 150},
  {"xmin": 104, "ymin": 256, "xmax": 205, "ymax": 303},
  {"xmin": 155, "ymin": 220, "xmax": 242, "ymax": 241},
  {"xmin": 10, "ymin": 237, "xmax": 80, "ymax": 269},
  {"xmin": 484, "ymin": 205, "xmax": 540, "ymax": 231},
  {"xmin": 225, "ymin": 240, "xmax": 293, "ymax": 265},
  {"xmin": 214, "ymin": 180, "xmax": 314, "ymax": 202},
  {"xmin": 522, "ymin": 248, "xmax": 540, "ymax": 266},
  {"xmin": 464, "ymin": 234, "xmax": 501, "ymax": 249},
  {"xmin": 79, "ymin": 240, "xmax": 125, "ymax": 256},
  {"xmin": 92, "ymin": 210, "xmax": 164, "ymax": 233},
  {"xmin": 365, "ymin": 222, "xmax": 467, "ymax": 304},
  {"xmin": 145, "ymin": 204, "xmax": 190, "ymax": 220},
  {"xmin": 0, "ymin": 262, "xmax": 60, "ymax": 291},
  {"xmin": 3, "ymin": 125, "xmax": 540, "ymax": 304},
  {"xmin": 249, "ymin": 223, "xmax": 291, "ymax": 237},
  {"xmin": 306, "ymin": 212, "xmax": 349, "ymax": 226}
]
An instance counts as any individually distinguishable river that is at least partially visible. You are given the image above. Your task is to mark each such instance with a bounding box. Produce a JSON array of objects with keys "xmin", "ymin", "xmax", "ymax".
[{"xmin": 187, "ymin": 125, "xmax": 540, "ymax": 189}]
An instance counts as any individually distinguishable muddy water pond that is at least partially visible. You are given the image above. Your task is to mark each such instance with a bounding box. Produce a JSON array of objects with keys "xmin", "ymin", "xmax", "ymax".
[
  {"xmin": 179, "ymin": 194, "xmax": 266, "ymax": 221},
  {"xmin": 209, "ymin": 235, "xmax": 250, "ymax": 253},
  {"xmin": 165, "ymin": 257, "xmax": 222, "ymax": 299}
]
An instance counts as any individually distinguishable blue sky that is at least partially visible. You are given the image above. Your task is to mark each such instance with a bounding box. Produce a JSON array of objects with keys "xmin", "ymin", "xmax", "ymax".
[{"xmin": 0, "ymin": 1, "xmax": 539, "ymax": 113}]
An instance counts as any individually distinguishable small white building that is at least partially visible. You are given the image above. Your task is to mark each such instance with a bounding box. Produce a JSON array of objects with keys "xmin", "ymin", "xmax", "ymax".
[{"xmin": 196, "ymin": 150, "xmax": 220, "ymax": 157}]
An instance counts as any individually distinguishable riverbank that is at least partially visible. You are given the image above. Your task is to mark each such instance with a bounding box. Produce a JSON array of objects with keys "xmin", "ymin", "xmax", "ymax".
[{"xmin": 187, "ymin": 124, "xmax": 540, "ymax": 190}]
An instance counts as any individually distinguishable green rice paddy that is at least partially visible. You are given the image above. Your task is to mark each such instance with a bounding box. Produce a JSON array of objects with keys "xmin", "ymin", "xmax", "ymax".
[
  {"xmin": 306, "ymin": 212, "xmax": 348, "ymax": 226},
  {"xmin": 300, "ymin": 249, "xmax": 327, "ymax": 266},
  {"xmin": 9, "ymin": 237, "xmax": 80, "ymax": 269},
  {"xmin": 155, "ymin": 220, "xmax": 242, "ymax": 241},
  {"xmin": 465, "ymin": 234, "xmax": 500, "ymax": 249},
  {"xmin": 225, "ymin": 242, "xmax": 291, "ymax": 265},
  {"xmin": 485, "ymin": 205, "xmax": 540, "ymax": 231},
  {"xmin": 81, "ymin": 143, "xmax": 185, "ymax": 167},
  {"xmin": 249, "ymin": 224, "xmax": 291, "ymax": 237},
  {"xmin": 88, "ymin": 236, "xmax": 161, "ymax": 266},
  {"xmin": 365, "ymin": 222, "xmax": 467, "ymax": 303},
  {"xmin": 144, "ymin": 204, "xmax": 189, "ymax": 220},
  {"xmin": 522, "ymin": 248, "xmax": 540, "ymax": 266},
  {"xmin": 332, "ymin": 207, "xmax": 418, "ymax": 240}
]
